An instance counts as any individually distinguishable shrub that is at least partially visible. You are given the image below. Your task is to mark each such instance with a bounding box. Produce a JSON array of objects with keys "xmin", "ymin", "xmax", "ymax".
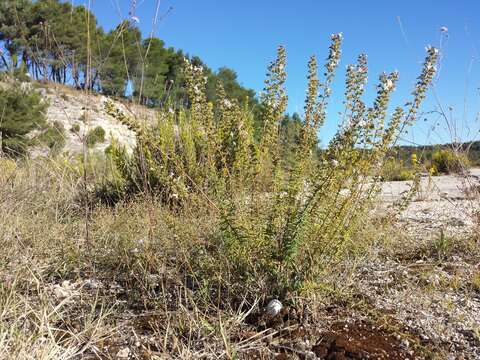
[
  {"xmin": 382, "ymin": 154, "xmax": 418, "ymax": 181},
  {"xmin": 70, "ymin": 123, "xmax": 80, "ymax": 134},
  {"xmin": 397, "ymin": 170, "xmax": 415, "ymax": 181},
  {"xmin": 431, "ymin": 148, "xmax": 469, "ymax": 174},
  {"xmin": 105, "ymin": 36, "xmax": 438, "ymax": 298},
  {"xmin": 0, "ymin": 85, "xmax": 47, "ymax": 156},
  {"xmin": 85, "ymin": 126, "xmax": 106, "ymax": 147},
  {"xmin": 382, "ymin": 158, "xmax": 415, "ymax": 181},
  {"xmin": 38, "ymin": 121, "xmax": 66, "ymax": 152}
]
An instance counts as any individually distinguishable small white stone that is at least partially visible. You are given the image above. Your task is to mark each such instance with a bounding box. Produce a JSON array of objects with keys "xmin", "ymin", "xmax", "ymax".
[{"xmin": 265, "ymin": 299, "xmax": 283, "ymax": 317}]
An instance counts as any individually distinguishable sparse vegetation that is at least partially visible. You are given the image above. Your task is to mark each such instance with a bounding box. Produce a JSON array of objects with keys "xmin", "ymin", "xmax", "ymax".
[
  {"xmin": 382, "ymin": 157, "xmax": 416, "ymax": 181},
  {"xmin": 386, "ymin": 144, "xmax": 476, "ymax": 177}
]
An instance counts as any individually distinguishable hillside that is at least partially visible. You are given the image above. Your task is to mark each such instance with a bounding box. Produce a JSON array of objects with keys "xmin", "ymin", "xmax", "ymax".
[{"xmin": 24, "ymin": 82, "xmax": 156, "ymax": 156}]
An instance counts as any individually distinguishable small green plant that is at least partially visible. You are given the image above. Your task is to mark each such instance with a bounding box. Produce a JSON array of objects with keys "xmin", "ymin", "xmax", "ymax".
[
  {"xmin": 433, "ymin": 229, "xmax": 452, "ymax": 260},
  {"xmin": 85, "ymin": 126, "xmax": 106, "ymax": 147},
  {"xmin": 398, "ymin": 170, "xmax": 415, "ymax": 181},
  {"xmin": 79, "ymin": 112, "xmax": 87, "ymax": 123},
  {"xmin": 382, "ymin": 158, "xmax": 415, "ymax": 181}
]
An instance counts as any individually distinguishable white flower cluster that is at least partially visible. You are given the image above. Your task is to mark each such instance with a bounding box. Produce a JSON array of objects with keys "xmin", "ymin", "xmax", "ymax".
[
  {"xmin": 184, "ymin": 58, "xmax": 203, "ymax": 72},
  {"xmin": 425, "ymin": 45, "xmax": 439, "ymax": 55},
  {"xmin": 326, "ymin": 33, "xmax": 342, "ymax": 71},
  {"xmin": 330, "ymin": 32, "xmax": 343, "ymax": 41},
  {"xmin": 344, "ymin": 117, "xmax": 369, "ymax": 132},
  {"xmin": 357, "ymin": 119, "xmax": 367, "ymax": 128},
  {"xmin": 383, "ymin": 79, "xmax": 395, "ymax": 91},
  {"xmin": 222, "ymin": 98, "xmax": 232, "ymax": 108},
  {"xmin": 266, "ymin": 98, "xmax": 280, "ymax": 110}
]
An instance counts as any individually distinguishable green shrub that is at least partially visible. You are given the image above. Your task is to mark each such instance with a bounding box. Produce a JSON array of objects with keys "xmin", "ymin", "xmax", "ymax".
[
  {"xmin": 105, "ymin": 36, "xmax": 438, "ymax": 298},
  {"xmin": 397, "ymin": 170, "xmax": 415, "ymax": 181},
  {"xmin": 38, "ymin": 121, "xmax": 65, "ymax": 152},
  {"xmin": 0, "ymin": 85, "xmax": 47, "ymax": 156},
  {"xmin": 431, "ymin": 149, "xmax": 469, "ymax": 174},
  {"xmin": 433, "ymin": 229, "xmax": 452, "ymax": 260},
  {"xmin": 85, "ymin": 126, "xmax": 106, "ymax": 147}
]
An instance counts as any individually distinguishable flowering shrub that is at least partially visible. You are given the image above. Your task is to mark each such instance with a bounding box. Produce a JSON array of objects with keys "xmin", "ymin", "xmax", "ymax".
[{"xmin": 105, "ymin": 35, "xmax": 438, "ymax": 298}]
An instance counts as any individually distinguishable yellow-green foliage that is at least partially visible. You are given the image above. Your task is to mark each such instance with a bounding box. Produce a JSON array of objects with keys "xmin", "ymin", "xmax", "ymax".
[
  {"xmin": 382, "ymin": 158, "xmax": 415, "ymax": 181},
  {"xmin": 431, "ymin": 148, "xmax": 469, "ymax": 174},
  {"xmin": 0, "ymin": 158, "xmax": 17, "ymax": 182},
  {"xmin": 85, "ymin": 126, "xmax": 106, "ymax": 147},
  {"xmin": 105, "ymin": 36, "xmax": 438, "ymax": 297},
  {"xmin": 472, "ymin": 272, "xmax": 480, "ymax": 291}
]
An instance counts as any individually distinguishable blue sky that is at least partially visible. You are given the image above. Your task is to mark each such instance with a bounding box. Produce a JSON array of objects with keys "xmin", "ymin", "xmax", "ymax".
[{"xmin": 84, "ymin": 0, "xmax": 480, "ymax": 145}]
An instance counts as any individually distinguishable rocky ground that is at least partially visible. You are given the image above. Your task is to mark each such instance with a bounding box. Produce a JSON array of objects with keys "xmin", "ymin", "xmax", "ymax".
[
  {"xmin": 321, "ymin": 171, "xmax": 480, "ymax": 359},
  {"xmin": 381, "ymin": 169, "xmax": 480, "ymax": 239}
]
